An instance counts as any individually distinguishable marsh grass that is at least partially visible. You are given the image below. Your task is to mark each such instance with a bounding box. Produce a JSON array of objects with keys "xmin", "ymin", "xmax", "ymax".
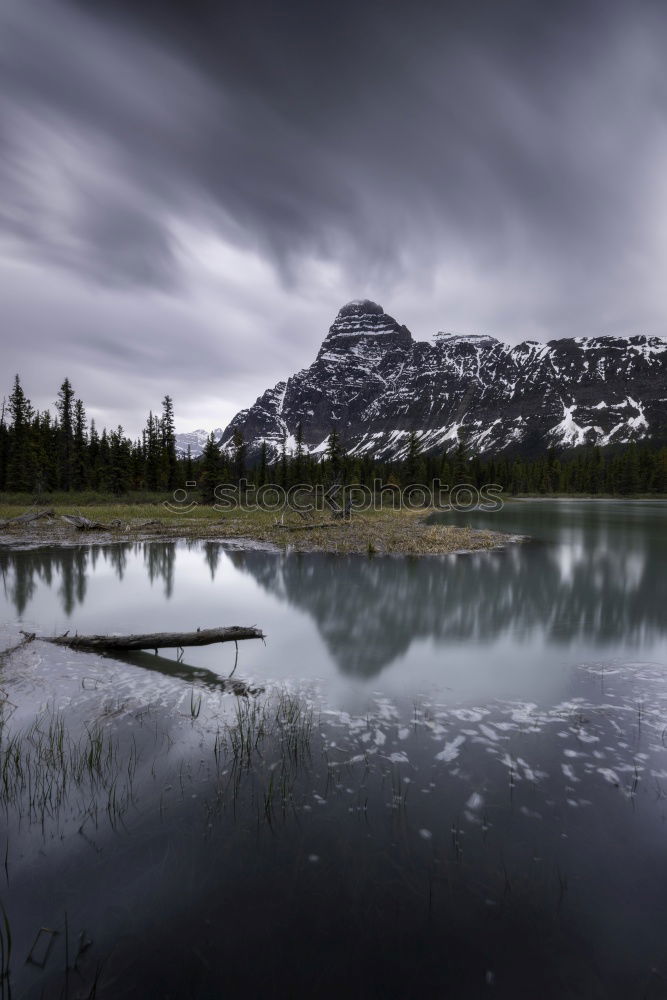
[
  {"xmin": 0, "ymin": 502, "xmax": 511, "ymax": 555},
  {"xmin": 189, "ymin": 690, "xmax": 202, "ymax": 719},
  {"xmin": 1, "ymin": 685, "xmax": 320, "ymax": 845},
  {"xmin": 206, "ymin": 690, "xmax": 318, "ymax": 827},
  {"xmin": 0, "ymin": 706, "xmax": 138, "ymax": 833}
]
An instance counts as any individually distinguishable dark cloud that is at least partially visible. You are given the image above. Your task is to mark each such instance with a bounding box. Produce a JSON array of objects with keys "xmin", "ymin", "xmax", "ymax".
[{"xmin": 1, "ymin": 0, "xmax": 666, "ymax": 431}]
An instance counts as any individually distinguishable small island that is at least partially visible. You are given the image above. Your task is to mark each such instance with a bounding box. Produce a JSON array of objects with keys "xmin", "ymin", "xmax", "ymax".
[{"xmin": 0, "ymin": 503, "xmax": 517, "ymax": 555}]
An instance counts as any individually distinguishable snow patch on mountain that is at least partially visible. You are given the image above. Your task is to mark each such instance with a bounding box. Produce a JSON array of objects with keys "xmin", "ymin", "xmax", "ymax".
[
  {"xmin": 218, "ymin": 301, "xmax": 667, "ymax": 461},
  {"xmin": 175, "ymin": 428, "xmax": 223, "ymax": 458}
]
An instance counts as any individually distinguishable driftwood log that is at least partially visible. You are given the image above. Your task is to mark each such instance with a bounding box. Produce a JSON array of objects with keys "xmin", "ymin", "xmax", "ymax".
[
  {"xmin": 26, "ymin": 625, "xmax": 264, "ymax": 653},
  {"xmin": 0, "ymin": 508, "xmax": 54, "ymax": 528},
  {"xmin": 274, "ymin": 521, "xmax": 340, "ymax": 532},
  {"xmin": 60, "ymin": 514, "xmax": 110, "ymax": 531},
  {"xmin": 60, "ymin": 515, "xmax": 162, "ymax": 532},
  {"xmin": 0, "ymin": 631, "xmax": 37, "ymax": 661}
]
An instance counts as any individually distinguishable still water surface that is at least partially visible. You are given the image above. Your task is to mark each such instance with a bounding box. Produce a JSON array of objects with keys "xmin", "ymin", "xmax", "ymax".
[{"xmin": 1, "ymin": 500, "xmax": 666, "ymax": 998}]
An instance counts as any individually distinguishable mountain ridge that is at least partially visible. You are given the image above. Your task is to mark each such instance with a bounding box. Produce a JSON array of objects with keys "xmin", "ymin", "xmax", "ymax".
[{"xmin": 218, "ymin": 301, "xmax": 667, "ymax": 460}]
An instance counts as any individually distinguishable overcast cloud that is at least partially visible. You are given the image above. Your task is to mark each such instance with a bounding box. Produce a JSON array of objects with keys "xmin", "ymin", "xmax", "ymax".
[{"xmin": 1, "ymin": 0, "xmax": 667, "ymax": 435}]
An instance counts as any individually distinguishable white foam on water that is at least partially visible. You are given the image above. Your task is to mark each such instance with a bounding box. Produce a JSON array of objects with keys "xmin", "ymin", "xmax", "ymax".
[{"xmin": 435, "ymin": 735, "xmax": 466, "ymax": 762}]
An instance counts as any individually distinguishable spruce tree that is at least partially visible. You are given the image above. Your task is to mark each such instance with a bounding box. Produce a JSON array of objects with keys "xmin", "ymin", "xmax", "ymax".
[
  {"xmin": 0, "ymin": 400, "xmax": 8, "ymax": 490},
  {"xmin": 72, "ymin": 399, "xmax": 88, "ymax": 490},
  {"xmin": 55, "ymin": 377, "xmax": 75, "ymax": 491},
  {"xmin": 144, "ymin": 412, "xmax": 162, "ymax": 490},
  {"xmin": 108, "ymin": 426, "xmax": 131, "ymax": 495},
  {"xmin": 200, "ymin": 433, "xmax": 221, "ymax": 504},
  {"xmin": 452, "ymin": 430, "xmax": 468, "ymax": 484},
  {"xmin": 404, "ymin": 430, "xmax": 426, "ymax": 484},
  {"xmin": 258, "ymin": 441, "xmax": 268, "ymax": 486},
  {"xmin": 326, "ymin": 428, "xmax": 343, "ymax": 482},
  {"xmin": 7, "ymin": 375, "xmax": 33, "ymax": 491},
  {"xmin": 279, "ymin": 432, "xmax": 288, "ymax": 488},
  {"xmin": 88, "ymin": 420, "xmax": 101, "ymax": 490},
  {"xmin": 232, "ymin": 428, "xmax": 246, "ymax": 484},
  {"xmin": 620, "ymin": 443, "xmax": 641, "ymax": 494},
  {"xmin": 160, "ymin": 395, "xmax": 178, "ymax": 490},
  {"xmin": 293, "ymin": 423, "xmax": 305, "ymax": 482}
]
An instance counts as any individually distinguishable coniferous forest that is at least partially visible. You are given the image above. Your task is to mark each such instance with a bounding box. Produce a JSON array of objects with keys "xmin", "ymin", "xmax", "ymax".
[{"xmin": 1, "ymin": 374, "xmax": 666, "ymax": 499}]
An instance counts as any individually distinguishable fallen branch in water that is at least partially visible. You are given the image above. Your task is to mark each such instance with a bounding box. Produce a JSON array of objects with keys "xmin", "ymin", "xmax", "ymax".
[
  {"xmin": 25, "ymin": 625, "xmax": 264, "ymax": 653},
  {"xmin": 60, "ymin": 514, "xmax": 111, "ymax": 531},
  {"xmin": 0, "ymin": 508, "xmax": 54, "ymax": 528},
  {"xmin": 0, "ymin": 631, "xmax": 36, "ymax": 661},
  {"xmin": 273, "ymin": 521, "xmax": 340, "ymax": 532},
  {"xmin": 60, "ymin": 514, "xmax": 163, "ymax": 532}
]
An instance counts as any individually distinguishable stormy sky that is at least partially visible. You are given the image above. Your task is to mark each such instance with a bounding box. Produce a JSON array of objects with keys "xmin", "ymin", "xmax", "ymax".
[{"xmin": 2, "ymin": 0, "xmax": 667, "ymax": 436}]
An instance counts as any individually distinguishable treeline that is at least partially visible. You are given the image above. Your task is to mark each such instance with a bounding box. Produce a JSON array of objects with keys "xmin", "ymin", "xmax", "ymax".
[
  {"xmin": 201, "ymin": 426, "xmax": 667, "ymax": 498},
  {"xmin": 471, "ymin": 442, "xmax": 667, "ymax": 495},
  {"xmin": 0, "ymin": 375, "xmax": 183, "ymax": 494},
  {"xmin": 1, "ymin": 375, "xmax": 666, "ymax": 498}
]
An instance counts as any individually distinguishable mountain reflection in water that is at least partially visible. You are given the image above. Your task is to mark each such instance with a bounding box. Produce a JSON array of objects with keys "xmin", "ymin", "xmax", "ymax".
[{"xmin": 1, "ymin": 501, "xmax": 665, "ymax": 678}]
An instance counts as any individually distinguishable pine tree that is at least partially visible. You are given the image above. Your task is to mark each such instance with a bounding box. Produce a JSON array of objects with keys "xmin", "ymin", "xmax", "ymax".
[
  {"xmin": 72, "ymin": 399, "xmax": 88, "ymax": 490},
  {"xmin": 160, "ymin": 395, "xmax": 178, "ymax": 490},
  {"xmin": 258, "ymin": 441, "xmax": 268, "ymax": 486},
  {"xmin": 293, "ymin": 423, "xmax": 305, "ymax": 482},
  {"xmin": 108, "ymin": 426, "xmax": 131, "ymax": 495},
  {"xmin": 55, "ymin": 378, "xmax": 75, "ymax": 491},
  {"xmin": 452, "ymin": 430, "xmax": 468, "ymax": 484},
  {"xmin": 232, "ymin": 428, "xmax": 246, "ymax": 483},
  {"xmin": 404, "ymin": 430, "xmax": 426, "ymax": 484},
  {"xmin": 326, "ymin": 428, "xmax": 343, "ymax": 482},
  {"xmin": 653, "ymin": 448, "xmax": 667, "ymax": 493},
  {"xmin": 7, "ymin": 375, "xmax": 34, "ymax": 491},
  {"xmin": 0, "ymin": 400, "xmax": 8, "ymax": 490},
  {"xmin": 88, "ymin": 420, "xmax": 101, "ymax": 490},
  {"xmin": 32, "ymin": 411, "xmax": 58, "ymax": 494},
  {"xmin": 144, "ymin": 412, "xmax": 162, "ymax": 491},
  {"xmin": 620, "ymin": 443, "xmax": 641, "ymax": 494},
  {"xmin": 131, "ymin": 438, "xmax": 144, "ymax": 490},
  {"xmin": 200, "ymin": 434, "xmax": 221, "ymax": 504},
  {"xmin": 279, "ymin": 433, "xmax": 288, "ymax": 488},
  {"xmin": 97, "ymin": 429, "xmax": 111, "ymax": 491}
]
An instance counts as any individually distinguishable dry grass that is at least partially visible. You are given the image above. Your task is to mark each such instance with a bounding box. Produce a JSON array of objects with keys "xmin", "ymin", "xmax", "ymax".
[{"xmin": 0, "ymin": 503, "xmax": 513, "ymax": 555}]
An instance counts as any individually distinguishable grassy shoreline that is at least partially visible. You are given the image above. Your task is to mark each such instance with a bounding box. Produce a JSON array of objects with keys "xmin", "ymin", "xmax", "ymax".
[
  {"xmin": 1, "ymin": 490, "xmax": 665, "ymax": 508},
  {"xmin": 0, "ymin": 502, "xmax": 517, "ymax": 555}
]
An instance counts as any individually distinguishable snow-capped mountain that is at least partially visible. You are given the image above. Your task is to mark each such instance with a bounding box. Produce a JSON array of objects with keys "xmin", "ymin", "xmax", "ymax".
[
  {"xmin": 175, "ymin": 428, "xmax": 223, "ymax": 458},
  {"xmin": 220, "ymin": 300, "xmax": 667, "ymax": 460}
]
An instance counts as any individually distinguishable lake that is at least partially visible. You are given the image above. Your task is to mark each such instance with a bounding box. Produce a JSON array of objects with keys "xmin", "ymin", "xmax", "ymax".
[{"xmin": 1, "ymin": 500, "xmax": 667, "ymax": 998}]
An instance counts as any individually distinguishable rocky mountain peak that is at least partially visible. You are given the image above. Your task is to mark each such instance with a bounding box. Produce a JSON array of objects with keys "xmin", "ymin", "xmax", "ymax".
[
  {"xmin": 219, "ymin": 301, "xmax": 667, "ymax": 461},
  {"xmin": 318, "ymin": 299, "xmax": 412, "ymax": 358},
  {"xmin": 338, "ymin": 299, "xmax": 384, "ymax": 317}
]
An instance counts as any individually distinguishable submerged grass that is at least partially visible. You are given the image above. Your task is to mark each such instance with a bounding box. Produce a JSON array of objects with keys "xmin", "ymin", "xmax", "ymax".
[
  {"xmin": 0, "ymin": 704, "xmax": 138, "ymax": 834},
  {"xmin": 207, "ymin": 690, "xmax": 317, "ymax": 827},
  {"xmin": 2, "ymin": 674, "xmax": 659, "ymax": 999},
  {"xmin": 0, "ymin": 687, "xmax": 318, "ymax": 843}
]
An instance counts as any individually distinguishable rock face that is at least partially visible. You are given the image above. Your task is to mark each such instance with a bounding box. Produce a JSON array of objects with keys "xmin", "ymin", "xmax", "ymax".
[{"xmin": 220, "ymin": 300, "xmax": 667, "ymax": 459}]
